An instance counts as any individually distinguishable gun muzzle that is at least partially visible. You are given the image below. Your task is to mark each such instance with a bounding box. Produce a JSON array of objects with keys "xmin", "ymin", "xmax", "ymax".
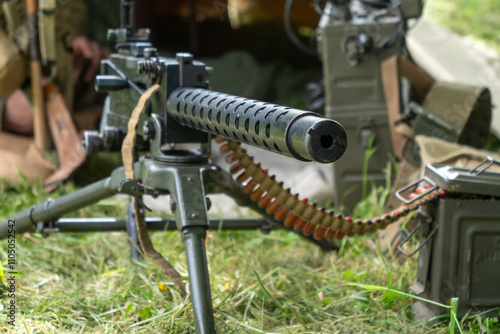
[{"xmin": 167, "ymin": 88, "xmax": 347, "ymax": 163}]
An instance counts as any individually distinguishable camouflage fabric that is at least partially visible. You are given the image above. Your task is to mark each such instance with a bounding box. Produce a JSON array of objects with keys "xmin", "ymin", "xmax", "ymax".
[
  {"xmin": 0, "ymin": 0, "xmax": 89, "ymax": 117},
  {"xmin": 0, "ymin": 26, "xmax": 25, "ymax": 97}
]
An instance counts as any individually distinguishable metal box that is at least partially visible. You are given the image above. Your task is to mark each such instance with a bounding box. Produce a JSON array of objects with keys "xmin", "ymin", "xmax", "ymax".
[
  {"xmin": 409, "ymin": 162, "xmax": 500, "ymax": 320},
  {"xmin": 317, "ymin": 21, "xmax": 401, "ymax": 211},
  {"xmin": 401, "ymin": 0, "xmax": 423, "ymax": 19}
]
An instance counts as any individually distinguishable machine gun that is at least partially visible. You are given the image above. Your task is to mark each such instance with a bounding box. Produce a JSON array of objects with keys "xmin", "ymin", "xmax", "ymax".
[
  {"xmin": 0, "ymin": 2, "xmax": 348, "ymax": 333},
  {"xmin": 6, "ymin": 1, "xmax": 494, "ymax": 331}
]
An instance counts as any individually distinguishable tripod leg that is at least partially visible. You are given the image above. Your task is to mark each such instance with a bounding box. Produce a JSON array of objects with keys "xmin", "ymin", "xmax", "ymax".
[
  {"xmin": 182, "ymin": 226, "xmax": 215, "ymax": 334},
  {"xmin": 0, "ymin": 175, "xmax": 122, "ymax": 237},
  {"xmin": 126, "ymin": 197, "xmax": 144, "ymax": 260},
  {"xmin": 163, "ymin": 166, "xmax": 217, "ymax": 333}
]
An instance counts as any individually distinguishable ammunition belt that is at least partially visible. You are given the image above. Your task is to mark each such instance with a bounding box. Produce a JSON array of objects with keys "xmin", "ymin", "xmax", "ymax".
[{"xmin": 216, "ymin": 137, "xmax": 447, "ymax": 241}]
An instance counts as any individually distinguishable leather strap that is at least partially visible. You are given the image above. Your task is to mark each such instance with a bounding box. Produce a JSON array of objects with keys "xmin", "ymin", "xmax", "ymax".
[
  {"xmin": 380, "ymin": 55, "xmax": 434, "ymax": 160},
  {"xmin": 44, "ymin": 82, "xmax": 86, "ymax": 188},
  {"xmin": 379, "ymin": 55, "xmax": 434, "ymax": 258},
  {"xmin": 122, "ymin": 84, "xmax": 186, "ymax": 298}
]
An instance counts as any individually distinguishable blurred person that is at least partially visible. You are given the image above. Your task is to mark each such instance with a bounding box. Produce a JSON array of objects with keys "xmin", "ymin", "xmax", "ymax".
[{"xmin": 0, "ymin": 0, "xmax": 112, "ymax": 135}]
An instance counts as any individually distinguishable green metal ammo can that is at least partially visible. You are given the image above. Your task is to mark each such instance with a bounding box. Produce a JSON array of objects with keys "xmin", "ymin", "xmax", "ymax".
[{"xmin": 398, "ymin": 159, "xmax": 500, "ymax": 320}]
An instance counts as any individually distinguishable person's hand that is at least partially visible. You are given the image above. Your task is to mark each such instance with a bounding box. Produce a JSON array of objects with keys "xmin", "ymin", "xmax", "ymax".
[
  {"xmin": 72, "ymin": 36, "xmax": 110, "ymax": 83},
  {"xmin": 2, "ymin": 89, "xmax": 34, "ymax": 135}
]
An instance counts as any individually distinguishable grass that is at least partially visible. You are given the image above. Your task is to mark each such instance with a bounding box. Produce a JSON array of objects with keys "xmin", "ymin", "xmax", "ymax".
[
  {"xmin": 424, "ymin": 0, "xmax": 500, "ymax": 51},
  {"xmin": 0, "ymin": 173, "xmax": 499, "ymax": 333},
  {"xmin": 1, "ymin": 1, "xmax": 500, "ymax": 332}
]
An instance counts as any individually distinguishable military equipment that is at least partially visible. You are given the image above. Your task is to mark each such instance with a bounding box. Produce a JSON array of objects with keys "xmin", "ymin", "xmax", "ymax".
[
  {"xmin": 2, "ymin": 1, "xmax": 496, "ymax": 332},
  {"xmin": 316, "ymin": 0, "xmax": 423, "ymax": 210},
  {"xmin": 0, "ymin": 0, "xmax": 26, "ymax": 97},
  {"xmin": 87, "ymin": 70, "xmax": 347, "ymax": 163},
  {"xmin": 0, "ymin": 2, "xmax": 348, "ymax": 332},
  {"xmin": 27, "ymin": 0, "xmax": 50, "ymax": 151},
  {"xmin": 38, "ymin": 0, "xmax": 57, "ymax": 67},
  {"xmin": 396, "ymin": 158, "xmax": 500, "ymax": 320},
  {"xmin": 2, "ymin": 0, "xmax": 24, "ymax": 34},
  {"xmin": 0, "ymin": 26, "xmax": 24, "ymax": 96},
  {"xmin": 399, "ymin": 83, "xmax": 491, "ymax": 167},
  {"xmin": 380, "ymin": 81, "xmax": 492, "ymax": 250}
]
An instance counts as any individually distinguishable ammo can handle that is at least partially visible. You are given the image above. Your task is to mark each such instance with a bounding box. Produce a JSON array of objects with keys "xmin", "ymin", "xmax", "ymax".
[
  {"xmin": 397, "ymin": 211, "xmax": 438, "ymax": 257},
  {"xmin": 470, "ymin": 156, "xmax": 500, "ymax": 175},
  {"xmin": 397, "ymin": 224, "xmax": 438, "ymax": 257},
  {"xmin": 395, "ymin": 177, "xmax": 437, "ymax": 204}
]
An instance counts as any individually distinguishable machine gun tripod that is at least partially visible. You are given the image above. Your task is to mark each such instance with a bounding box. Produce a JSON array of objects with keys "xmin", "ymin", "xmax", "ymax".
[{"xmin": 2, "ymin": 148, "xmax": 342, "ymax": 333}]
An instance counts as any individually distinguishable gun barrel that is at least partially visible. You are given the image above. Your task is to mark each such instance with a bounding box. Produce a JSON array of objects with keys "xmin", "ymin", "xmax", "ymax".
[{"xmin": 167, "ymin": 88, "xmax": 347, "ymax": 163}]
